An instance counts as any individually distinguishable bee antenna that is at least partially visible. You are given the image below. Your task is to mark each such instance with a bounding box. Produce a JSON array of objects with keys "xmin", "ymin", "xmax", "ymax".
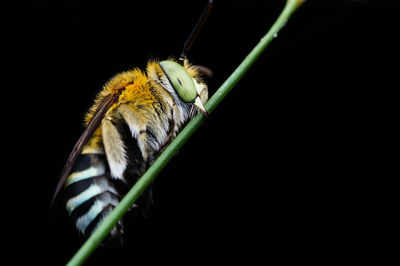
[{"xmin": 180, "ymin": 0, "xmax": 214, "ymax": 61}]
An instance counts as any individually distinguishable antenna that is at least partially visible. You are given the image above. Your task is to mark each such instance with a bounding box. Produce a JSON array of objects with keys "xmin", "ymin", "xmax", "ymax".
[{"xmin": 180, "ymin": 0, "xmax": 214, "ymax": 60}]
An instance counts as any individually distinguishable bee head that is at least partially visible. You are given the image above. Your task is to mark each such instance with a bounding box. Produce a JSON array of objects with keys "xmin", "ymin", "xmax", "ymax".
[{"xmin": 159, "ymin": 60, "xmax": 207, "ymax": 114}]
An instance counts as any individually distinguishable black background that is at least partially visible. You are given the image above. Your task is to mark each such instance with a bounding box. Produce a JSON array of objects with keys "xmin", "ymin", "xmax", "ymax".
[{"xmin": 10, "ymin": 0, "xmax": 399, "ymax": 264}]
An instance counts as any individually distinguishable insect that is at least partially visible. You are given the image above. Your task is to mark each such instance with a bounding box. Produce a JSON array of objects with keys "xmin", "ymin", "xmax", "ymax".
[{"xmin": 52, "ymin": 0, "xmax": 213, "ymax": 239}]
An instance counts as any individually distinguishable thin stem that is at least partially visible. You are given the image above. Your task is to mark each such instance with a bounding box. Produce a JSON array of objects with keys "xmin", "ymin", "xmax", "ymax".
[
  {"xmin": 66, "ymin": 1, "xmax": 304, "ymax": 265},
  {"xmin": 206, "ymin": 0, "xmax": 304, "ymax": 114}
]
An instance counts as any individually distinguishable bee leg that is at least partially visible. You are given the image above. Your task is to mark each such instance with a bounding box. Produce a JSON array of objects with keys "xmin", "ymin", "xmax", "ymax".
[
  {"xmin": 117, "ymin": 104, "xmax": 160, "ymax": 214},
  {"xmin": 102, "ymin": 116, "xmax": 129, "ymax": 180},
  {"xmin": 118, "ymin": 104, "xmax": 150, "ymax": 161}
]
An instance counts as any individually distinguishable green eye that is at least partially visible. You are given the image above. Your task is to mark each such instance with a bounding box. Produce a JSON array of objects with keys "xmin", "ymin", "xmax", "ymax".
[{"xmin": 159, "ymin": 60, "xmax": 197, "ymax": 102}]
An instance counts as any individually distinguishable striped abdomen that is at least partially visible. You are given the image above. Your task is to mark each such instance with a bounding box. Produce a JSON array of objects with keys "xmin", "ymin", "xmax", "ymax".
[
  {"xmin": 63, "ymin": 102, "xmax": 172, "ymax": 239},
  {"xmin": 64, "ymin": 152, "xmax": 124, "ymax": 238}
]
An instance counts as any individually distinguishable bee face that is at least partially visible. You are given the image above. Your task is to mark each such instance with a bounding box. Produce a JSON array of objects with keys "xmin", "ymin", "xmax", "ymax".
[
  {"xmin": 159, "ymin": 60, "xmax": 197, "ymax": 102},
  {"xmin": 157, "ymin": 60, "xmax": 207, "ymax": 114}
]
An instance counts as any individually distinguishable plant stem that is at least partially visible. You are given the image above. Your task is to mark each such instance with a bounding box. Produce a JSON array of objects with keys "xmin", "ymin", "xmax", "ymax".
[
  {"xmin": 206, "ymin": 0, "xmax": 304, "ymax": 114},
  {"xmin": 66, "ymin": 1, "xmax": 304, "ymax": 265}
]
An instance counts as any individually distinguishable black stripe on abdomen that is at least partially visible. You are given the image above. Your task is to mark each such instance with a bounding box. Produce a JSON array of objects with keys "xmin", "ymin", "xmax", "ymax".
[{"xmin": 64, "ymin": 153, "xmax": 123, "ymax": 237}]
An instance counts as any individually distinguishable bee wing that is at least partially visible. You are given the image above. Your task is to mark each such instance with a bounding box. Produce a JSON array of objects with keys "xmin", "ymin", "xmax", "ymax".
[{"xmin": 51, "ymin": 94, "xmax": 116, "ymax": 205}]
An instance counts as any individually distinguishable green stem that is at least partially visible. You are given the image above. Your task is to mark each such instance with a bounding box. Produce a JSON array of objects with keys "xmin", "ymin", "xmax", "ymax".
[
  {"xmin": 206, "ymin": 0, "xmax": 304, "ymax": 114},
  {"xmin": 66, "ymin": 1, "xmax": 304, "ymax": 265}
]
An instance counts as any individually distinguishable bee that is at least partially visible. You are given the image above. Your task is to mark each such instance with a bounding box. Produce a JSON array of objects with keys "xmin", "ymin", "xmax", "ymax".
[{"xmin": 53, "ymin": 0, "xmax": 213, "ymax": 239}]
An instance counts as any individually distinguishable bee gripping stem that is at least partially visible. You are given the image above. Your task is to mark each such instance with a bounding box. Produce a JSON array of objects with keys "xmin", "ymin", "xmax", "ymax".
[{"xmin": 66, "ymin": 1, "xmax": 304, "ymax": 265}]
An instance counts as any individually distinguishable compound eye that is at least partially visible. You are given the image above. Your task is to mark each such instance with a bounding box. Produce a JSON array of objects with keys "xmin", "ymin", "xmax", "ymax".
[{"xmin": 159, "ymin": 60, "xmax": 197, "ymax": 102}]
